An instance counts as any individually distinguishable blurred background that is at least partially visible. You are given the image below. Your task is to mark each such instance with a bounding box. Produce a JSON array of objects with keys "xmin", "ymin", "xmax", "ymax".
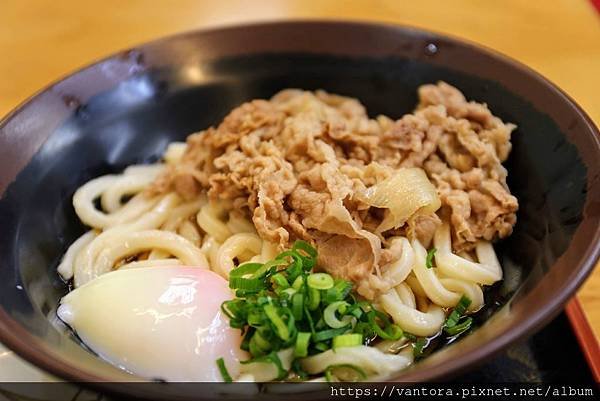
[{"xmin": 0, "ymin": 0, "xmax": 599, "ymax": 380}]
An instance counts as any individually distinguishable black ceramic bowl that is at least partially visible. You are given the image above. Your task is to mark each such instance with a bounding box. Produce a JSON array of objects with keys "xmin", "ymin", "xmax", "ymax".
[{"xmin": 0, "ymin": 21, "xmax": 599, "ymax": 398}]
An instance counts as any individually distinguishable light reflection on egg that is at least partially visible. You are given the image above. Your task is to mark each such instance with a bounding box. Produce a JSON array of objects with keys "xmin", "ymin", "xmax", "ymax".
[{"xmin": 57, "ymin": 267, "xmax": 246, "ymax": 382}]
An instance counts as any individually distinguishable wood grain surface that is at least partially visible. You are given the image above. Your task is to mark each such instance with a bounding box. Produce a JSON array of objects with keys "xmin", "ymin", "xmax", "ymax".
[{"xmin": 1, "ymin": 0, "xmax": 599, "ymax": 338}]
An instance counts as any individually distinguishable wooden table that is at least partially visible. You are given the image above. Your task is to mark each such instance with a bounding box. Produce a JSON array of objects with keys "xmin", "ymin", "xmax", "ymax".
[{"xmin": 1, "ymin": 0, "xmax": 599, "ymax": 338}]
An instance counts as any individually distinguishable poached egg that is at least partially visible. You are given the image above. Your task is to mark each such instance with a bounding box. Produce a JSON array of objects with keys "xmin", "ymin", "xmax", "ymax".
[{"xmin": 57, "ymin": 266, "xmax": 245, "ymax": 381}]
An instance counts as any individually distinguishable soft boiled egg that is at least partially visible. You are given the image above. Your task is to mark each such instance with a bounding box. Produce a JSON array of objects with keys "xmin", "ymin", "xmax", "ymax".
[{"xmin": 57, "ymin": 266, "xmax": 246, "ymax": 381}]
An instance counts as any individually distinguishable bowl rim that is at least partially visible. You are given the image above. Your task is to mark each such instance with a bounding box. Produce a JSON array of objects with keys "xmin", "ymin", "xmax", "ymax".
[{"xmin": 0, "ymin": 19, "xmax": 599, "ymax": 391}]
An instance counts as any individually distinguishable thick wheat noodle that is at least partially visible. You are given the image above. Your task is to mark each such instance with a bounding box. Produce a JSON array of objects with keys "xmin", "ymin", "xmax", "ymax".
[
  {"xmin": 162, "ymin": 199, "xmax": 206, "ymax": 231},
  {"xmin": 73, "ymin": 176, "xmax": 158, "ymax": 229},
  {"xmin": 381, "ymin": 237, "xmax": 414, "ymax": 288},
  {"xmin": 379, "ymin": 288, "xmax": 446, "ymax": 336},
  {"xmin": 120, "ymin": 258, "xmax": 182, "ymax": 270},
  {"xmin": 57, "ymin": 230, "xmax": 97, "ymax": 280},
  {"xmin": 438, "ymin": 277, "xmax": 484, "ymax": 312},
  {"xmin": 394, "ymin": 282, "xmax": 417, "ymax": 309},
  {"xmin": 434, "ymin": 223, "xmax": 501, "ymax": 284},
  {"xmin": 411, "ymin": 239, "xmax": 461, "ymax": 307},
  {"xmin": 73, "ymin": 194, "xmax": 180, "ymax": 287},
  {"xmin": 215, "ymin": 233, "xmax": 263, "ymax": 278},
  {"xmin": 100, "ymin": 165, "xmax": 164, "ymax": 213},
  {"xmin": 197, "ymin": 204, "xmax": 232, "ymax": 243},
  {"xmin": 92, "ymin": 230, "xmax": 208, "ymax": 276},
  {"xmin": 226, "ymin": 213, "xmax": 257, "ymax": 234},
  {"xmin": 300, "ymin": 345, "xmax": 413, "ymax": 377}
]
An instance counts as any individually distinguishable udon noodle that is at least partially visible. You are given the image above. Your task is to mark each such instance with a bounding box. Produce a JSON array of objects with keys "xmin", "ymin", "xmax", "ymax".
[{"xmin": 56, "ymin": 82, "xmax": 517, "ymax": 382}]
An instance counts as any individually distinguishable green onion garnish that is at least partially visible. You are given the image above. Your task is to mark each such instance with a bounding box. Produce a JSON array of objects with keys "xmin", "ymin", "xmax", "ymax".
[
  {"xmin": 229, "ymin": 262, "xmax": 263, "ymax": 278},
  {"xmin": 292, "ymin": 240, "xmax": 318, "ymax": 269},
  {"xmin": 325, "ymin": 280, "xmax": 353, "ymax": 303},
  {"xmin": 220, "ymin": 240, "xmax": 403, "ymax": 381},
  {"xmin": 314, "ymin": 342, "xmax": 329, "ymax": 352},
  {"xmin": 324, "ymin": 364, "xmax": 367, "ymax": 382},
  {"xmin": 312, "ymin": 326, "xmax": 350, "ymax": 342},
  {"xmin": 291, "ymin": 359, "xmax": 308, "ymax": 380},
  {"xmin": 445, "ymin": 316, "xmax": 473, "ymax": 336},
  {"xmin": 291, "ymin": 293, "xmax": 304, "ymax": 321},
  {"xmin": 413, "ymin": 337, "xmax": 427, "ymax": 358},
  {"xmin": 307, "ymin": 273, "xmax": 335, "ymax": 290},
  {"xmin": 294, "ymin": 332, "xmax": 311, "ymax": 357},
  {"xmin": 425, "ymin": 248, "xmax": 436, "ymax": 269},
  {"xmin": 229, "ymin": 276, "xmax": 264, "ymax": 291},
  {"xmin": 242, "ymin": 351, "xmax": 287, "ymax": 380},
  {"xmin": 271, "ymin": 273, "xmax": 289, "ymax": 289},
  {"xmin": 324, "ymin": 301, "xmax": 353, "ymax": 329},
  {"xmin": 216, "ymin": 357, "xmax": 233, "ymax": 382},
  {"xmin": 445, "ymin": 295, "xmax": 472, "ymax": 329},
  {"xmin": 307, "ymin": 287, "xmax": 320, "ymax": 311},
  {"xmin": 332, "ymin": 333, "xmax": 363, "ymax": 349},
  {"xmin": 264, "ymin": 303, "xmax": 290, "ymax": 341},
  {"xmin": 366, "ymin": 310, "xmax": 403, "ymax": 340},
  {"xmin": 291, "ymin": 275, "xmax": 304, "ymax": 290}
]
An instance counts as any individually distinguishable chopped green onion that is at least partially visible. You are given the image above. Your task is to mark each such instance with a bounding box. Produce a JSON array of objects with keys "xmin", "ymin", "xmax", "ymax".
[
  {"xmin": 255, "ymin": 259, "xmax": 288, "ymax": 278},
  {"xmin": 284, "ymin": 308, "xmax": 297, "ymax": 340},
  {"xmin": 241, "ymin": 351, "xmax": 287, "ymax": 380},
  {"xmin": 307, "ymin": 273, "xmax": 334, "ymax": 290},
  {"xmin": 268, "ymin": 352, "xmax": 288, "ymax": 380},
  {"xmin": 292, "ymin": 240, "xmax": 318, "ymax": 258},
  {"xmin": 229, "ymin": 262, "xmax": 263, "ymax": 278},
  {"xmin": 291, "ymin": 275, "xmax": 304, "ymax": 290},
  {"xmin": 216, "ymin": 357, "xmax": 233, "ymax": 382},
  {"xmin": 425, "ymin": 248, "xmax": 437, "ymax": 269},
  {"xmin": 280, "ymin": 287, "xmax": 297, "ymax": 299},
  {"xmin": 229, "ymin": 276, "xmax": 264, "ymax": 291},
  {"xmin": 304, "ymin": 306, "xmax": 316, "ymax": 334},
  {"xmin": 291, "ymin": 293, "xmax": 304, "ymax": 321},
  {"xmin": 292, "ymin": 240, "xmax": 317, "ymax": 269},
  {"xmin": 307, "ymin": 287, "xmax": 320, "ymax": 311},
  {"xmin": 271, "ymin": 273, "xmax": 289, "ymax": 288},
  {"xmin": 324, "ymin": 301, "xmax": 354, "ymax": 329},
  {"xmin": 353, "ymin": 321, "xmax": 374, "ymax": 339},
  {"xmin": 314, "ymin": 342, "xmax": 329, "ymax": 352},
  {"xmin": 221, "ymin": 240, "xmax": 412, "ymax": 381},
  {"xmin": 312, "ymin": 326, "xmax": 350, "ymax": 342},
  {"xmin": 249, "ymin": 329, "xmax": 271, "ymax": 356},
  {"xmin": 240, "ymin": 328, "xmax": 253, "ymax": 351},
  {"xmin": 294, "ymin": 332, "xmax": 311, "ymax": 357},
  {"xmin": 324, "ymin": 364, "xmax": 366, "ymax": 382},
  {"xmin": 314, "ymin": 316, "xmax": 327, "ymax": 330},
  {"xmin": 445, "ymin": 295, "xmax": 472, "ymax": 328},
  {"xmin": 264, "ymin": 304, "xmax": 290, "ymax": 341},
  {"xmin": 291, "ymin": 359, "xmax": 308, "ymax": 380},
  {"xmin": 253, "ymin": 329, "xmax": 272, "ymax": 350},
  {"xmin": 385, "ymin": 324, "xmax": 404, "ymax": 340},
  {"xmin": 366, "ymin": 310, "xmax": 403, "ymax": 340},
  {"xmin": 248, "ymin": 337, "xmax": 264, "ymax": 357},
  {"xmin": 220, "ymin": 300, "xmax": 239, "ymax": 319},
  {"xmin": 325, "ymin": 280, "xmax": 353, "ymax": 303},
  {"xmin": 445, "ymin": 316, "xmax": 473, "ymax": 336},
  {"xmin": 413, "ymin": 337, "xmax": 427, "ymax": 358},
  {"xmin": 247, "ymin": 310, "xmax": 264, "ymax": 327},
  {"xmin": 235, "ymin": 289, "xmax": 260, "ymax": 297},
  {"xmin": 277, "ymin": 251, "xmax": 304, "ymax": 282},
  {"xmin": 332, "ymin": 333, "xmax": 363, "ymax": 349},
  {"xmin": 348, "ymin": 304, "xmax": 364, "ymax": 319}
]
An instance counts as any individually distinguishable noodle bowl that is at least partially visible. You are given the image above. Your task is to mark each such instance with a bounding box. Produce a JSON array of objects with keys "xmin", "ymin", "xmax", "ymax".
[{"xmin": 56, "ymin": 84, "xmax": 516, "ymax": 382}]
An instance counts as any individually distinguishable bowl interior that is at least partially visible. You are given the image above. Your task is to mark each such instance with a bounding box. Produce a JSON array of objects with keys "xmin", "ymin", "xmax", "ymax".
[{"xmin": 0, "ymin": 22, "xmax": 598, "ymax": 393}]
